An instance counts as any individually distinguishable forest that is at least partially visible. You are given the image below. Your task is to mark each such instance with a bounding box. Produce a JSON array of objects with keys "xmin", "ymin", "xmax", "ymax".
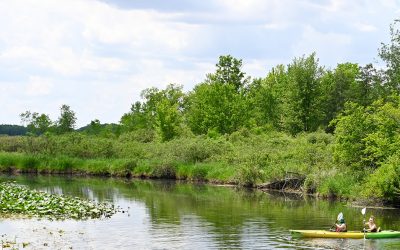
[{"xmin": 2, "ymin": 21, "xmax": 400, "ymax": 203}]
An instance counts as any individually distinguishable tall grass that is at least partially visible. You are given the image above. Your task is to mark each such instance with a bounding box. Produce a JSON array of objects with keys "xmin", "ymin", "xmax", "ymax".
[{"xmin": 0, "ymin": 131, "xmax": 338, "ymax": 193}]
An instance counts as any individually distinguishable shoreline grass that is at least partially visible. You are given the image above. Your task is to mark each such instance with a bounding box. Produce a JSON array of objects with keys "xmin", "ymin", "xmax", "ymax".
[
  {"xmin": 0, "ymin": 152, "xmax": 238, "ymax": 183},
  {"xmin": 1, "ymin": 130, "xmax": 396, "ymax": 205}
]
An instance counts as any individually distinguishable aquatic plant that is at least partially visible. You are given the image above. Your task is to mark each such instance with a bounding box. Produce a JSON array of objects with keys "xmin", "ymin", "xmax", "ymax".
[{"xmin": 0, "ymin": 182, "xmax": 118, "ymax": 220}]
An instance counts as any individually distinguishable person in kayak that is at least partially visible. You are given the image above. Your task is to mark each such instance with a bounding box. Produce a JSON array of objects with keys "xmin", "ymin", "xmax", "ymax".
[
  {"xmin": 335, "ymin": 218, "xmax": 347, "ymax": 232},
  {"xmin": 365, "ymin": 215, "xmax": 378, "ymax": 232},
  {"xmin": 334, "ymin": 212, "xmax": 347, "ymax": 232}
]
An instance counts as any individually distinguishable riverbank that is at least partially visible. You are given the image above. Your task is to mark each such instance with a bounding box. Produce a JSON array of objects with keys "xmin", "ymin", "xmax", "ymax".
[{"xmin": 0, "ymin": 130, "xmax": 396, "ymax": 204}]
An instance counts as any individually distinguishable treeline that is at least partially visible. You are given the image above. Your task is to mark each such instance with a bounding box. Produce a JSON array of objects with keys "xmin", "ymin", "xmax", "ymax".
[
  {"xmin": 119, "ymin": 54, "xmax": 384, "ymax": 139},
  {"xmin": 0, "ymin": 125, "xmax": 27, "ymax": 136},
  {"xmin": 19, "ymin": 24, "xmax": 396, "ymax": 140}
]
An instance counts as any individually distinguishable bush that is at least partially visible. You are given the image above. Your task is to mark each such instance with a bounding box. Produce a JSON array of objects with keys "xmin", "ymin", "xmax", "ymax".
[
  {"xmin": 362, "ymin": 154, "xmax": 400, "ymax": 201},
  {"xmin": 190, "ymin": 164, "xmax": 209, "ymax": 181},
  {"xmin": 118, "ymin": 129, "xmax": 155, "ymax": 143},
  {"xmin": 317, "ymin": 171, "xmax": 355, "ymax": 198},
  {"xmin": 152, "ymin": 163, "xmax": 177, "ymax": 179}
]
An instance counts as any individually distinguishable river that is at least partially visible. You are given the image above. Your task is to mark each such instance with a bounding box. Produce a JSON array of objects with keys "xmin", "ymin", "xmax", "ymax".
[{"xmin": 0, "ymin": 175, "xmax": 399, "ymax": 249}]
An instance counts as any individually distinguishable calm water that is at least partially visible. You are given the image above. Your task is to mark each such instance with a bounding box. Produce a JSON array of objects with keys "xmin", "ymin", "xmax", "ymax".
[{"xmin": 0, "ymin": 175, "xmax": 400, "ymax": 250}]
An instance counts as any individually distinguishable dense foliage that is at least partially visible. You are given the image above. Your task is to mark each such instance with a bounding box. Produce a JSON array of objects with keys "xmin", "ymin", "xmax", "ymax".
[
  {"xmin": 0, "ymin": 125, "xmax": 27, "ymax": 136},
  {"xmin": 3, "ymin": 20, "xmax": 400, "ymax": 202}
]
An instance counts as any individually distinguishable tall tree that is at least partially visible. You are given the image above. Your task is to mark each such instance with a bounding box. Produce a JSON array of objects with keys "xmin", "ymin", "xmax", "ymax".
[
  {"xmin": 246, "ymin": 65, "xmax": 286, "ymax": 129},
  {"xmin": 283, "ymin": 53, "xmax": 324, "ymax": 134},
  {"xmin": 320, "ymin": 63, "xmax": 360, "ymax": 130},
  {"xmin": 357, "ymin": 64, "xmax": 385, "ymax": 105},
  {"xmin": 186, "ymin": 55, "xmax": 249, "ymax": 135},
  {"xmin": 379, "ymin": 20, "xmax": 400, "ymax": 93},
  {"xmin": 153, "ymin": 84, "xmax": 185, "ymax": 141},
  {"xmin": 207, "ymin": 55, "xmax": 250, "ymax": 91},
  {"xmin": 56, "ymin": 105, "xmax": 77, "ymax": 134}
]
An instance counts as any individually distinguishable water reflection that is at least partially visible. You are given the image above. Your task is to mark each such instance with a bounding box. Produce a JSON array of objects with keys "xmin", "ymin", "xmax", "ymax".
[{"xmin": 0, "ymin": 175, "xmax": 399, "ymax": 249}]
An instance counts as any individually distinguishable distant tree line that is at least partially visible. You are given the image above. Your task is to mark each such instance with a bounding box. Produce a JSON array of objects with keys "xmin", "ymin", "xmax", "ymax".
[{"xmin": 0, "ymin": 125, "xmax": 27, "ymax": 136}]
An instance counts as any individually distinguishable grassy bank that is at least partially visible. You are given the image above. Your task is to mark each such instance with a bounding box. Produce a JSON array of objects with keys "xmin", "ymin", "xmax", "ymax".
[
  {"xmin": 0, "ymin": 130, "xmax": 339, "ymax": 193},
  {"xmin": 0, "ymin": 151, "xmax": 237, "ymax": 183},
  {"xmin": 2, "ymin": 129, "xmax": 397, "ymax": 203}
]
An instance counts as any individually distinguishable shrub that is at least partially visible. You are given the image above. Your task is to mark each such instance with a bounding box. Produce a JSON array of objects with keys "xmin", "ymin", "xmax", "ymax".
[
  {"xmin": 317, "ymin": 171, "xmax": 354, "ymax": 198},
  {"xmin": 362, "ymin": 154, "xmax": 400, "ymax": 201},
  {"xmin": 190, "ymin": 165, "xmax": 209, "ymax": 181},
  {"xmin": 152, "ymin": 163, "xmax": 177, "ymax": 179}
]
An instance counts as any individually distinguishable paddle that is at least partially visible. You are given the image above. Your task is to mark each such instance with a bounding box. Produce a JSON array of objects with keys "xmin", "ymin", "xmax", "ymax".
[{"xmin": 361, "ymin": 207, "xmax": 366, "ymax": 239}]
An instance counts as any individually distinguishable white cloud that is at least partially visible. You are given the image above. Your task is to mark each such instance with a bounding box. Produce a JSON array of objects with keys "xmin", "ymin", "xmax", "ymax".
[
  {"xmin": 263, "ymin": 23, "xmax": 288, "ymax": 30},
  {"xmin": 292, "ymin": 26, "xmax": 352, "ymax": 63},
  {"xmin": 0, "ymin": 0, "xmax": 201, "ymax": 78},
  {"xmin": 25, "ymin": 76, "xmax": 53, "ymax": 96},
  {"xmin": 354, "ymin": 22, "xmax": 377, "ymax": 32}
]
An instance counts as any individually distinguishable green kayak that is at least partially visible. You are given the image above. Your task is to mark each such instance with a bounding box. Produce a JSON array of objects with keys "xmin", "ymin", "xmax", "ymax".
[{"xmin": 290, "ymin": 230, "xmax": 400, "ymax": 239}]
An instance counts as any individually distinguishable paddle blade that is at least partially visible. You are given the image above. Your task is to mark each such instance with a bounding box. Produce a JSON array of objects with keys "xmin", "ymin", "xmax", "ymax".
[
  {"xmin": 337, "ymin": 212, "xmax": 343, "ymax": 221},
  {"xmin": 361, "ymin": 207, "xmax": 366, "ymax": 215}
]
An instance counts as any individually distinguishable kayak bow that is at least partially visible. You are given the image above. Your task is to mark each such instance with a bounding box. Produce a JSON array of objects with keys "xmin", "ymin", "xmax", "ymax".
[{"xmin": 290, "ymin": 230, "xmax": 400, "ymax": 239}]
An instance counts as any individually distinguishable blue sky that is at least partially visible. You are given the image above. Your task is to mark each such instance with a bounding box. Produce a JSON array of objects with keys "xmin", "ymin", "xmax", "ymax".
[{"xmin": 0, "ymin": 0, "xmax": 399, "ymax": 127}]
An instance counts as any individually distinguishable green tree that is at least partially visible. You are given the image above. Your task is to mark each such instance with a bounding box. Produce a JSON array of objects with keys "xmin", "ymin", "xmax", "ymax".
[
  {"xmin": 320, "ymin": 63, "xmax": 360, "ymax": 131},
  {"xmin": 283, "ymin": 53, "xmax": 324, "ymax": 134},
  {"xmin": 357, "ymin": 64, "xmax": 386, "ymax": 105},
  {"xmin": 379, "ymin": 20, "xmax": 400, "ymax": 93},
  {"xmin": 333, "ymin": 102, "xmax": 372, "ymax": 170},
  {"xmin": 121, "ymin": 84, "xmax": 185, "ymax": 141},
  {"xmin": 186, "ymin": 55, "xmax": 249, "ymax": 135},
  {"xmin": 84, "ymin": 119, "xmax": 102, "ymax": 135},
  {"xmin": 20, "ymin": 111, "xmax": 52, "ymax": 135},
  {"xmin": 153, "ymin": 84, "xmax": 185, "ymax": 141},
  {"xmin": 333, "ymin": 96, "xmax": 400, "ymax": 171},
  {"xmin": 56, "ymin": 105, "xmax": 77, "ymax": 134},
  {"xmin": 207, "ymin": 55, "xmax": 250, "ymax": 91},
  {"xmin": 246, "ymin": 65, "xmax": 286, "ymax": 129},
  {"xmin": 120, "ymin": 101, "xmax": 148, "ymax": 132}
]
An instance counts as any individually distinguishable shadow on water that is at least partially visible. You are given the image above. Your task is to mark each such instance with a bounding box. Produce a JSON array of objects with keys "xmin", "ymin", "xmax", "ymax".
[{"xmin": 0, "ymin": 174, "xmax": 400, "ymax": 249}]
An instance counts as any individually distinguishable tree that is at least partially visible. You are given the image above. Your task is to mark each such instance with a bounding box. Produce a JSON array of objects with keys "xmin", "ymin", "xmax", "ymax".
[
  {"xmin": 320, "ymin": 63, "xmax": 360, "ymax": 131},
  {"xmin": 283, "ymin": 53, "xmax": 324, "ymax": 134},
  {"xmin": 120, "ymin": 101, "xmax": 148, "ymax": 132},
  {"xmin": 379, "ymin": 20, "xmax": 400, "ymax": 93},
  {"xmin": 246, "ymin": 65, "xmax": 286, "ymax": 129},
  {"xmin": 207, "ymin": 55, "xmax": 250, "ymax": 91},
  {"xmin": 85, "ymin": 119, "xmax": 102, "ymax": 135},
  {"xmin": 357, "ymin": 64, "xmax": 387, "ymax": 104},
  {"xmin": 20, "ymin": 111, "xmax": 52, "ymax": 135},
  {"xmin": 186, "ymin": 55, "xmax": 249, "ymax": 135},
  {"xmin": 56, "ymin": 105, "xmax": 77, "ymax": 134},
  {"xmin": 333, "ymin": 96, "xmax": 400, "ymax": 171},
  {"xmin": 121, "ymin": 84, "xmax": 185, "ymax": 141},
  {"xmin": 153, "ymin": 84, "xmax": 185, "ymax": 141}
]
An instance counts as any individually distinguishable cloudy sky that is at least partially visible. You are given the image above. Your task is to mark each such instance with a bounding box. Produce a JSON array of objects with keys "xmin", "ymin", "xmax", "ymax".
[{"xmin": 1, "ymin": 0, "xmax": 399, "ymax": 127}]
